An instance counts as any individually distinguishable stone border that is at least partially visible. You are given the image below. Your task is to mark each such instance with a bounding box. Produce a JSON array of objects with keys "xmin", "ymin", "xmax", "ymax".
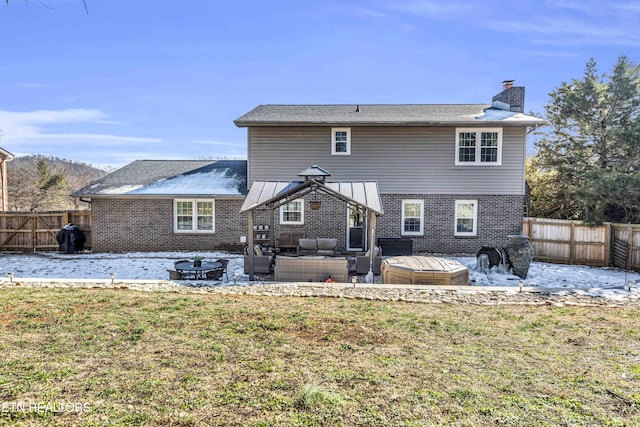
[{"xmin": 1, "ymin": 278, "xmax": 638, "ymax": 308}]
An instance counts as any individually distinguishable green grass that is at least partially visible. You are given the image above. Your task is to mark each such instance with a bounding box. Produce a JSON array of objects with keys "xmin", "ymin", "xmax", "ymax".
[{"xmin": 0, "ymin": 287, "xmax": 638, "ymax": 426}]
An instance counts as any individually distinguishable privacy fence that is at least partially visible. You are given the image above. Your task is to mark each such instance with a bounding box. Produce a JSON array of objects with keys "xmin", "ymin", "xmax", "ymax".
[
  {"xmin": 0, "ymin": 211, "xmax": 92, "ymax": 252},
  {"xmin": 522, "ymin": 217, "xmax": 640, "ymax": 272},
  {"xmin": 1, "ymin": 212, "xmax": 638, "ymax": 272}
]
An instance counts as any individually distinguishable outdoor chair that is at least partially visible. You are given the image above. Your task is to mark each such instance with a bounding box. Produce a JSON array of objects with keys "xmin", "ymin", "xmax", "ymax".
[
  {"xmin": 174, "ymin": 260, "xmax": 196, "ymax": 279},
  {"xmin": 167, "ymin": 269, "xmax": 184, "ymax": 280},
  {"xmin": 215, "ymin": 258, "xmax": 230, "ymax": 281},
  {"xmin": 355, "ymin": 245, "xmax": 385, "ymax": 274},
  {"xmin": 205, "ymin": 268, "xmax": 225, "ymax": 280},
  {"xmin": 243, "ymin": 246, "xmax": 274, "ymax": 274}
]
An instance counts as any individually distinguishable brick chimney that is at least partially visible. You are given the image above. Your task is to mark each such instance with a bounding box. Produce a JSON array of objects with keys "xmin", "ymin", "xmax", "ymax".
[
  {"xmin": 502, "ymin": 79, "xmax": 515, "ymax": 90},
  {"xmin": 492, "ymin": 80, "xmax": 524, "ymax": 113}
]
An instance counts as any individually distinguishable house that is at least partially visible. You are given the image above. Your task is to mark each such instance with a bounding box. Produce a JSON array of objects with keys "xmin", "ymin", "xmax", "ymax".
[
  {"xmin": 76, "ymin": 81, "xmax": 543, "ymax": 256},
  {"xmin": 0, "ymin": 147, "xmax": 14, "ymax": 211},
  {"xmin": 234, "ymin": 81, "xmax": 544, "ymax": 254},
  {"xmin": 72, "ymin": 160, "xmax": 247, "ymax": 252}
]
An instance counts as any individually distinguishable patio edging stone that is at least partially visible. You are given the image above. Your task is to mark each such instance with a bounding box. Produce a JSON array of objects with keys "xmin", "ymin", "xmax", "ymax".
[{"xmin": 1, "ymin": 278, "xmax": 638, "ymax": 308}]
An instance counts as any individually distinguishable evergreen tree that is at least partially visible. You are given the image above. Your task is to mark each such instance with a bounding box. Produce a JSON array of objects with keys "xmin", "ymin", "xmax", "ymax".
[
  {"xmin": 8, "ymin": 157, "xmax": 68, "ymax": 211},
  {"xmin": 534, "ymin": 56, "xmax": 640, "ymax": 224}
]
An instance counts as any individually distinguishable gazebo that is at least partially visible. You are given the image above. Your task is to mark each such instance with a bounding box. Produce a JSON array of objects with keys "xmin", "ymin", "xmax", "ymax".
[{"xmin": 240, "ymin": 166, "xmax": 384, "ymax": 281}]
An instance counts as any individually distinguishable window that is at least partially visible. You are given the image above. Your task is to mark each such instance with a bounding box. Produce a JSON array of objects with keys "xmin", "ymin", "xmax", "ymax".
[
  {"xmin": 455, "ymin": 128, "xmax": 502, "ymax": 165},
  {"xmin": 331, "ymin": 127, "xmax": 351, "ymax": 155},
  {"xmin": 401, "ymin": 199, "xmax": 424, "ymax": 236},
  {"xmin": 280, "ymin": 199, "xmax": 304, "ymax": 225},
  {"xmin": 174, "ymin": 199, "xmax": 215, "ymax": 233},
  {"xmin": 455, "ymin": 200, "xmax": 477, "ymax": 236}
]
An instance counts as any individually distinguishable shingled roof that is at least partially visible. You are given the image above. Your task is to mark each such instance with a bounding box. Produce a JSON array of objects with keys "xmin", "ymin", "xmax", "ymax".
[
  {"xmin": 234, "ymin": 104, "xmax": 543, "ymax": 127},
  {"xmin": 73, "ymin": 160, "xmax": 247, "ymax": 197}
]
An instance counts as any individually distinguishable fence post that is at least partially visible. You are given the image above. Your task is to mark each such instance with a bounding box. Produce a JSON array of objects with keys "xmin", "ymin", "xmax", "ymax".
[
  {"xmin": 604, "ymin": 224, "xmax": 612, "ymax": 267},
  {"xmin": 627, "ymin": 224, "xmax": 633, "ymax": 270},
  {"xmin": 31, "ymin": 215, "xmax": 37, "ymax": 252},
  {"xmin": 569, "ymin": 222, "xmax": 575, "ymax": 265}
]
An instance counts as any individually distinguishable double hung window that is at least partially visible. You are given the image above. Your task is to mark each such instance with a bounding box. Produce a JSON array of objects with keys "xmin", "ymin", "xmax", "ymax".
[
  {"xmin": 401, "ymin": 200, "xmax": 424, "ymax": 236},
  {"xmin": 454, "ymin": 200, "xmax": 477, "ymax": 236},
  {"xmin": 331, "ymin": 128, "xmax": 351, "ymax": 155},
  {"xmin": 174, "ymin": 199, "xmax": 215, "ymax": 233},
  {"xmin": 280, "ymin": 199, "xmax": 304, "ymax": 225},
  {"xmin": 455, "ymin": 128, "xmax": 502, "ymax": 165}
]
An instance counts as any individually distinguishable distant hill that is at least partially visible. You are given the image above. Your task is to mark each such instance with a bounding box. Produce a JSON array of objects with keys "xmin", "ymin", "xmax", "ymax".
[{"xmin": 6, "ymin": 155, "xmax": 109, "ymax": 212}]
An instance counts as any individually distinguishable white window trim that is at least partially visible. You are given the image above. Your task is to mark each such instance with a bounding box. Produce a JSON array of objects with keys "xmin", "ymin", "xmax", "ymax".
[
  {"xmin": 279, "ymin": 198, "xmax": 305, "ymax": 225},
  {"xmin": 173, "ymin": 199, "xmax": 216, "ymax": 234},
  {"xmin": 454, "ymin": 200, "xmax": 478, "ymax": 237},
  {"xmin": 331, "ymin": 127, "xmax": 351, "ymax": 155},
  {"xmin": 455, "ymin": 128, "xmax": 502, "ymax": 166},
  {"xmin": 401, "ymin": 199, "xmax": 424, "ymax": 236}
]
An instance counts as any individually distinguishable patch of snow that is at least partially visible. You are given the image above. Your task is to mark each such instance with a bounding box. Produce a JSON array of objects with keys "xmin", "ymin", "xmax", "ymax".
[
  {"xmin": 0, "ymin": 252, "xmax": 638, "ymax": 299},
  {"xmin": 97, "ymin": 185, "xmax": 144, "ymax": 194}
]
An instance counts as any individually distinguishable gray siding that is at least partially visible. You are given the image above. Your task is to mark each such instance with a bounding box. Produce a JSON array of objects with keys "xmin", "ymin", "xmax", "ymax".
[{"xmin": 248, "ymin": 126, "xmax": 526, "ymax": 195}]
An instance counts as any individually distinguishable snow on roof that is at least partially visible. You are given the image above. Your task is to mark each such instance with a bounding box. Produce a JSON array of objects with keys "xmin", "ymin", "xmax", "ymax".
[
  {"xmin": 128, "ymin": 169, "xmax": 244, "ymax": 195},
  {"xmin": 73, "ymin": 160, "xmax": 248, "ymax": 197},
  {"xmin": 476, "ymin": 107, "xmax": 544, "ymax": 123}
]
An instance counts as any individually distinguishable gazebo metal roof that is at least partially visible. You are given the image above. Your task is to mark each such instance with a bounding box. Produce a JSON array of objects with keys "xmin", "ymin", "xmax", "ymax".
[{"xmin": 240, "ymin": 179, "xmax": 383, "ymax": 214}]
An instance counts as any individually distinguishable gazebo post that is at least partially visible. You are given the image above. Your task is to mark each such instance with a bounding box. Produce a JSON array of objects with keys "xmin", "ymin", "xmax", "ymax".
[
  {"xmin": 367, "ymin": 210, "xmax": 377, "ymax": 282},
  {"xmin": 269, "ymin": 207, "xmax": 275, "ymax": 247},
  {"xmin": 247, "ymin": 209, "xmax": 255, "ymax": 281}
]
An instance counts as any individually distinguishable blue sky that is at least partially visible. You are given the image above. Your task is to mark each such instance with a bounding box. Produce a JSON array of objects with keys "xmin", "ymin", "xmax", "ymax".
[{"xmin": 1, "ymin": 0, "xmax": 639, "ymax": 169}]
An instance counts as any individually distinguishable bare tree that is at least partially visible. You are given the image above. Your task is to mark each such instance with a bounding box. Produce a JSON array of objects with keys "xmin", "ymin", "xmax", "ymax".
[
  {"xmin": 5, "ymin": 0, "xmax": 88, "ymax": 14},
  {"xmin": 7, "ymin": 155, "xmax": 106, "ymax": 212}
]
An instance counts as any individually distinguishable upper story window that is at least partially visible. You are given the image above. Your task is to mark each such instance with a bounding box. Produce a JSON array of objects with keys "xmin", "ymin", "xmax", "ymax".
[
  {"xmin": 401, "ymin": 199, "xmax": 424, "ymax": 236},
  {"xmin": 331, "ymin": 128, "xmax": 351, "ymax": 155},
  {"xmin": 280, "ymin": 199, "xmax": 304, "ymax": 225},
  {"xmin": 455, "ymin": 128, "xmax": 502, "ymax": 165},
  {"xmin": 174, "ymin": 199, "xmax": 215, "ymax": 233},
  {"xmin": 455, "ymin": 200, "xmax": 477, "ymax": 237}
]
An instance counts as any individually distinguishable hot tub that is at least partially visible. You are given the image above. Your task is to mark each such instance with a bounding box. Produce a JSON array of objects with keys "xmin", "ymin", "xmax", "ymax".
[{"xmin": 381, "ymin": 256, "xmax": 469, "ymax": 286}]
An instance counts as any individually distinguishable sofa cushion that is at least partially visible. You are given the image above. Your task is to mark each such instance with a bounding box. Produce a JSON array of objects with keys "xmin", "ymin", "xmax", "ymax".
[
  {"xmin": 317, "ymin": 238, "xmax": 337, "ymax": 251},
  {"xmin": 298, "ymin": 238, "xmax": 318, "ymax": 251}
]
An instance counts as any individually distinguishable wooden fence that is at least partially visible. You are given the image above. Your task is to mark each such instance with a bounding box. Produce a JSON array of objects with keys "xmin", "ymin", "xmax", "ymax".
[
  {"xmin": 522, "ymin": 217, "xmax": 640, "ymax": 272},
  {"xmin": 611, "ymin": 224, "xmax": 640, "ymax": 272},
  {"xmin": 0, "ymin": 211, "xmax": 92, "ymax": 252}
]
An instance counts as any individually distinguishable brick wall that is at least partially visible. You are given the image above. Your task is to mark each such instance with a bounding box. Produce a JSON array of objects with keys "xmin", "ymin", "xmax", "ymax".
[
  {"xmin": 92, "ymin": 198, "xmax": 247, "ymax": 253},
  {"xmin": 377, "ymin": 194, "xmax": 525, "ymax": 254},
  {"xmin": 91, "ymin": 194, "xmax": 523, "ymax": 255},
  {"xmin": 253, "ymin": 193, "xmax": 524, "ymax": 255},
  {"xmin": 252, "ymin": 193, "xmax": 349, "ymax": 250}
]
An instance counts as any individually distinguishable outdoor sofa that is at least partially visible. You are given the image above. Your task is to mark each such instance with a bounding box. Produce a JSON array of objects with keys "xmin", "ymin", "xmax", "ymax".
[
  {"xmin": 297, "ymin": 238, "xmax": 338, "ymax": 256},
  {"xmin": 274, "ymin": 256, "xmax": 349, "ymax": 282}
]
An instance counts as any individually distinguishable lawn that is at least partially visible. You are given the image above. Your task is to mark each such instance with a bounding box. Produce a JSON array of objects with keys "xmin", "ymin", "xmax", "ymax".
[{"xmin": 0, "ymin": 288, "xmax": 638, "ymax": 426}]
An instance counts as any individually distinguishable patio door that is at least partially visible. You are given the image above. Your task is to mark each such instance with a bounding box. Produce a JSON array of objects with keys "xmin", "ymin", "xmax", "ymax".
[{"xmin": 346, "ymin": 207, "xmax": 366, "ymax": 251}]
